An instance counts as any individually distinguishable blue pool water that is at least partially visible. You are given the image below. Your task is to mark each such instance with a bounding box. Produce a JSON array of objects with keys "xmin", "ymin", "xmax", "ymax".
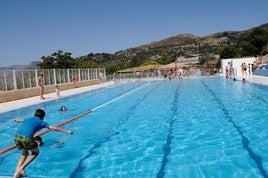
[{"xmin": 0, "ymin": 77, "xmax": 268, "ymax": 177}]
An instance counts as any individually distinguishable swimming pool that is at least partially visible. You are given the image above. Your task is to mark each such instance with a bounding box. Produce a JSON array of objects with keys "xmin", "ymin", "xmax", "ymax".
[{"xmin": 0, "ymin": 77, "xmax": 268, "ymax": 177}]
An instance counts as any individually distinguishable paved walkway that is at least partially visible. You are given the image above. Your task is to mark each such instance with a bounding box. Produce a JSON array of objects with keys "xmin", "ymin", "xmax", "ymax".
[
  {"xmin": 250, "ymin": 75, "xmax": 268, "ymax": 85},
  {"xmin": 0, "ymin": 81, "xmax": 115, "ymax": 114},
  {"xmin": 0, "ymin": 76, "xmax": 267, "ymax": 114}
]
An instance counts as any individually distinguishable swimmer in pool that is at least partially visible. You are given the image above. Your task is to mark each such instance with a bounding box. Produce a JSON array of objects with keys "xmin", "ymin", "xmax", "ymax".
[{"xmin": 60, "ymin": 106, "xmax": 67, "ymax": 111}]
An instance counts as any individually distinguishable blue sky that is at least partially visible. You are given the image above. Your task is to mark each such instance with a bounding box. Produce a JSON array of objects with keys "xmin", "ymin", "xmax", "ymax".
[{"xmin": 0, "ymin": 0, "xmax": 267, "ymax": 67}]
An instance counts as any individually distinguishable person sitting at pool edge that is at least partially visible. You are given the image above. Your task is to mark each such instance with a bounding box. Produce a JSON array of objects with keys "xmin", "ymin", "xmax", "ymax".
[
  {"xmin": 13, "ymin": 109, "xmax": 73, "ymax": 178},
  {"xmin": 60, "ymin": 106, "xmax": 67, "ymax": 111}
]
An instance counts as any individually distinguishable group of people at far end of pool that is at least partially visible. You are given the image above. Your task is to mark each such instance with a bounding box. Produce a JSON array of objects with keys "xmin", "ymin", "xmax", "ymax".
[
  {"xmin": 13, "ymin": 108, "xmax": 73, "ymax": 178},
  {"xmin": 225, "ymin": 62, "xmax": 252, "ymax": 83}
]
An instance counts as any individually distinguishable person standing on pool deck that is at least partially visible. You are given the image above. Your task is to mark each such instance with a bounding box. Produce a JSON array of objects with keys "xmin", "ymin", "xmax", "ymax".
[
  {"xmin": 55, "ymin": 85, "xmax": 61, "ymax": 98},
  {"xmin": 38, "ymin": 73, "xmax": 45, "ymax": 100},
  {"xmin": 13, "ymin": 109, "xmax": 73, "ymax": 178}
]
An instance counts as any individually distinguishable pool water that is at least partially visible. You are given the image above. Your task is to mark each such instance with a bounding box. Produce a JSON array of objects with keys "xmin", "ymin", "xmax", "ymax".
[{"xmin": 0, "ymin": 77, "xmax": 268, "ymax": 177}]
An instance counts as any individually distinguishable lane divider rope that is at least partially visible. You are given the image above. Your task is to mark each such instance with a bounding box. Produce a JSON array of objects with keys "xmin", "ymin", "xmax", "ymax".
[{"xmin": 0, "ymin": 82, "xmax": 151, "ymax": 155}]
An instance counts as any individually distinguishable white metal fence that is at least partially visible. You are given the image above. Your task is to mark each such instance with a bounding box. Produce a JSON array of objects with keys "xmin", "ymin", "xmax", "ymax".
[
  {"xmin": 105, "ymin": 68, "xmax": 219, "ymax": 81},
  {"xmin": 0, "ymin": 68, "xmax": 106, "ymax": 92}
]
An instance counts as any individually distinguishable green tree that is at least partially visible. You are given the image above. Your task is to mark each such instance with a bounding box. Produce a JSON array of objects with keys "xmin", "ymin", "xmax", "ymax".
[
  {"xmin": 38, "ymin": 56, "xmax": 55, "ymax": 69},
  {"xmin": 220, "ymin": 46, "xmax": 240, "ymax": 59},
  {"xmin": 158, "ymin": 51, "xmax": 172, "ymax": 64},
  {"xmin": 52, "ymin": 50, "xmax": 73, "ymax": 68},
  {"xmin": 262, "ymin": 44, "xmax": 268, "ymax": 55},
  {"xmin": 73, "ymin": 60, "xmax": 97, "ymax": 68},
  {"xmin": 106, "ymin": 63, "xmax": 125, "ymax": 74},
  {"xmin": 129, "ymin": 52, "xmax": 147, "ymax": 67},
  {"xmin": 241, "ymin": 28, "xmax": 268, "ymax": 56},
  {"xmin": 38, "ymin": 50, "xmax": 74, "ymax": 69}
]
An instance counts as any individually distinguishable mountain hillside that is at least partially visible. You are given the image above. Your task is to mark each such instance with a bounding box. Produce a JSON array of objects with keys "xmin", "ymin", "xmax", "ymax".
[
  {"xmin": 0, "ymin": 61, "xmax": 40, "ymax": 70},
  {"xmin": 4, "ymin": 23, "xmax": 268, "ymax": 73},
  {"xmin": 93, "ymin": 22, "xmax": 268, "ymax": 73}
]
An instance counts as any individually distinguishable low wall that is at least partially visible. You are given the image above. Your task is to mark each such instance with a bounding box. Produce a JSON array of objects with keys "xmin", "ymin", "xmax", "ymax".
[{"xmin": 0, "ymin": 80, "xmax": 103, "ymax": 103}]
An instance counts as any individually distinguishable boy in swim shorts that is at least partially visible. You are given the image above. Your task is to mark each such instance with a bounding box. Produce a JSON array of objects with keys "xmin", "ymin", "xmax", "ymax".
[{"xmin": 13, "ymin": 109, "xmax": 73, "ymax": 178}]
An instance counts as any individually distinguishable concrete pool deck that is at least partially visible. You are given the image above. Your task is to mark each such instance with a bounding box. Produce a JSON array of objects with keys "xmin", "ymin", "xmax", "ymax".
[
  {"xmin": 0, "ymin": 81, "xmax": 115, "ymax": 114},
  {"xmin": 0, "ymin": 75, "xmax": 267, "ymax": 114}
]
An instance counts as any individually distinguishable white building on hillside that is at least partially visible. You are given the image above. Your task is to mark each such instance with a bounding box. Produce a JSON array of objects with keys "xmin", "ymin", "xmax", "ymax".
[{"xmin": 177, "ymin": 54, "xmax": 220, "ymax": 64}]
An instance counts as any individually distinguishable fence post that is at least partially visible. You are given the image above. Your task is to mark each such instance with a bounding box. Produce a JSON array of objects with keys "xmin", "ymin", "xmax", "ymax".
[
  {"xmin": 4, "ymin": 71, "xmax": 7, "ymax": 91},
  {"xmin": 95, "ymin": 68, "xmax": 98, "ymax": 79},
  {"xmin": 35, "ymin": 69, "xmax": 38, "ymax": 87},
  {"xmin": 53, "ymin": 69, "xmax": 57, "ymax": 84},
  {"xmin": 13, "ymin": 70, "xmax": 17, "ymax": 90},
  {"xmin": 67, "ymin": 69, "xmax": 70, "ymax": 83},
  {"xmin": 22, "ymin": 70, "xmax": 25, "ymax": 89},
  {"xmin": 28, "ymin": 70, "xmax": 32, "ymax": 88},
  {"xmin": 62, "ymin": 69, "xmax": 64, "ymax": 83},
  {"xmin": 78, "ymin": 69, "xmax": 81, "ymax": 81}
]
